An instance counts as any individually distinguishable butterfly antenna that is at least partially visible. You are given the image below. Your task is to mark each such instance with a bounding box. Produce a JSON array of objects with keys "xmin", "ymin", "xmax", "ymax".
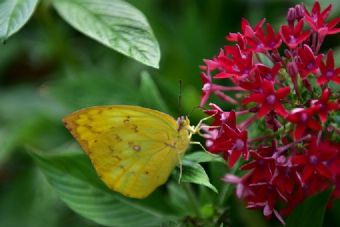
[
  {"xmin": 188, "ymin": 105, "xmax": 201, "ymax": 118},
  {"xmin": 178, "ymin": 80, "xmax": 183, "ymax": 117}
]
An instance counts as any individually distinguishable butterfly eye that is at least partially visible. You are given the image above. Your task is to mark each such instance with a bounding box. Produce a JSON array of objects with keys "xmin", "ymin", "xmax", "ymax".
[{"xmin": 176, "ymin": 116, "xmax": 186, "ymax": 131}]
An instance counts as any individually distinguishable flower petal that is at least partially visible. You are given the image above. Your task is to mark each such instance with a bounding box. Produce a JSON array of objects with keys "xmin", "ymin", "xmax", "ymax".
[
  {"xmin": 258, "ymin": 104, "xmax": 271, "ymax": 118},
  {"xmin": 291, "ymin": 154, "xmax": 307, "ymax": 165},
  {"xmin": 301, "ymin": 165, "xmax": 314, "ymax": 182},
  {"xmin": 229, "ymin": 149, "xmax": 241, "ymax": 168},
  {"xmin": 294, "ymin": 124, "xmax": 306, "ymax": 140},
  {"xmin": 274, "ymin": 102, "xmax": 288, "ymax": 117},
  {"xmin": 243, "ymin": 93, "xmax": 264, "ymax": 104},
  {"xmin": 276, "ymin": 86, "xmax": 290, "ymax": 99},
  {"xmin": 316, "ymin": 164, "xmax": 332, "ymax": 179}
]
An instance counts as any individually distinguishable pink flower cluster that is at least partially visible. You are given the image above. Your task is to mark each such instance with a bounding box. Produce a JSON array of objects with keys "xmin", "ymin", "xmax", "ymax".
[{"xmin": 200, "ymin": 1, "xmax": 340, "ymax": 224}]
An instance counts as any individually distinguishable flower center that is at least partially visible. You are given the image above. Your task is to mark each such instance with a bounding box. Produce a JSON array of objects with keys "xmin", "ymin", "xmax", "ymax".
[
  {"xmin": 257, "ymin": 43, "xmax": 264, "ymax": 50},
  {"xmin": 319, "ymin": 103, "xmax": 326, "ymax": 110},
  {"xmin": 202, "ymin": 83, "xmax": 211, "ymax": 91},
  {"xmin": 307, "ymin": 62, "xmax": 315, "ymax": 70},
  {"xmin": 264, "ymin": 72, "xmax": 273, "ymax": 80},
  {"xmin": 289, "ymin": 35, "xmax": 296, "ymax": 44},
  {"xmin": 300, "ymin": 112, "xmax": 308, "ymax": 123},
  {"xmin": 269, "ymin": 41, "xmax": 276, "ymax": 48},
  {"xmin": 326, "ymin": 70, "xmax": 334, "ymax": 78},
  {"xmin": 234, "ymin": 139, "xmax": 245, "ymax": 151},
  {"xmin": 233, "ymin": 65, "xmax": 240, "ymax": 72},
  {"xmin": 266, "ymin": 95, "xmax": 276, "ymax": 105},
  {"xmin": 309, "ymin": 155, "xmax": 318, "ymax": 165},
  {"xmin": 258, "ymin": 159, "xmax": 265, "ymax": 166}
]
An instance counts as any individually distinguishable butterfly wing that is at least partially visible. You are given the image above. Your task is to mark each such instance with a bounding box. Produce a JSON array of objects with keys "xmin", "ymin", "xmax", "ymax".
[{"xmin": 63, "ymin": 105, "xmax": 190, "ymax": 198}]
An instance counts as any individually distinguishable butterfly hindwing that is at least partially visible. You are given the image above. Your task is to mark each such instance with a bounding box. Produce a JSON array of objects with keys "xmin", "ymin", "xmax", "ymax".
[{"xmin": 63, "ymin": 105, "xmax": 190, "ymax": 198}]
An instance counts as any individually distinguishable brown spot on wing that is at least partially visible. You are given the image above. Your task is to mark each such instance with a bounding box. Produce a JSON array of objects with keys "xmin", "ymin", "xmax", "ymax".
[{"xmin": 132, "ymin": 145, "xmax": 141, "ymax": 152}]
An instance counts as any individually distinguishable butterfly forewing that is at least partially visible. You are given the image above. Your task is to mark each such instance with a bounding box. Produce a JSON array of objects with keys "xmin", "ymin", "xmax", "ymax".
[{"xmin": 63, "ymin": 105, "xmax": 190, "ymax": 198}]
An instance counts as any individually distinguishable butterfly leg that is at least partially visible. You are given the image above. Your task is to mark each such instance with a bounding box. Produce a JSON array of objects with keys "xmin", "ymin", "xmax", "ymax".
[
  {"xmin": 188, "ymin": 115, "xmax": 216, "ymax": 138},
  {"xmin": 190, "ymin": 141, "xmax": 208, "ymax": 153},
  {"xmin": 177, "ymin": 152, "xmax": 183, "ymax": 184}
]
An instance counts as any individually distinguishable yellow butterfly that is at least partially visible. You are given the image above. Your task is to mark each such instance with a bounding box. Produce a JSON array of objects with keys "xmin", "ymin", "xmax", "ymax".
[{"xmin": 63, "ymin": 105, "xmax": 198, "ymax": 199}]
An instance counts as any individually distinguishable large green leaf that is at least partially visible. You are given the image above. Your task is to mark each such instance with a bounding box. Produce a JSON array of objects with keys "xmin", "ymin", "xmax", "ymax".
[
  {"xmin": 184, "ymin": 151, "xmax": 225, "ymax": 164},
  {"xmin": 181, "ymin": 160, "xmax": 218, "ymax": 193},
  {"xmin": 0, "ymin": 160, "xmax": 61, "ymax": 227},
  {"xmin": 31, "ymin": 151, "xmax": 173, "ymax": 227},
  {"xmin": 286, "ymin": 189, "xmax": 332, "ymax": 227},
  {"xmin": 52, "ymin": 0, "xmax": 160, "ymax": 68},
  {"xmin": 0, "ymin": 0, "xmax": 39, "ymax": 40}
]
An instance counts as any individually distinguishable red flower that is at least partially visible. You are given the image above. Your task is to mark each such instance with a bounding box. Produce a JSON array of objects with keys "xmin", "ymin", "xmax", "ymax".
[
  {"xmin": 204, "ymin": 103, "xmax": 233, "ymax": 127},
  {"xmin": 280, "ymin": 187, "xmax": 305, "ymax": 216},
  {"xmin": 247, "ymin": 23, "xmax": 282, "ymax": 52},
  {"xmin": 200, "ymin": 72, "xmax": 238, "ymax": 106},
  {"xmin": 241, "ymin": 148, "xmax": 276, "ymax": 183},
  {"xmin": 273, "ymin": 165, "xmax": 300, "ymax": 197},
  {"xmin": 242, "ymin": 80, "xmax": 290, "ymax": 118},
  {"xmin": 239, "ymin": 63, "xmax": 280, "ymax": 93},
  {"xmin": 227, "ymin": 18, "xmax": 265, "ymax": 42},
  {"xmin": 257, "ymin": 63, "xmax": 281, "ymax": 81},
  {"xmin": 203, "ymin": 108, "xmax": 249, "ymax": 168},
  {"xmin": 291, "ymin": 138, "xmax": 338, "ymax": 182},
  {"xmin": 304, "ymin": 1, "xmax": 340, "ymax": 36},
  {"xmin": 209, "ymin": 123, "xmax": 248, "ymax": 168},
  {"xmin": 280, "ymin": 20, "xmax": 311, "ymax": 49},
  {"xmin": 312, "ymin": 88, "xmax": 339, "ymax": 123},
  {"xmin": 317, "ymin": 49, "xmax": 340, "ymax": 86},
  {"xmin": 297, "ymin": 44, "xmax": 322, "ymax": 78},
  {"xmin": 223, "ymin": 173, "xmax": 253, "ymax": 199},
  {"xmin": 200, "ymin": 72, "xmax": 213, "ymax": 107},
  {"xmin": 246, "ymin": 182, "xmax": 286, "ymax": 225},
  {"xmin": 239, "ymin": 73, "xmax": 263, "ymax": 92},
  {"xmin": 286, "ymin": 107, "xmax": 321, "ymax": 140},
  {"xmin": 215, "ymin": 46, "xmax": 255, "ymax": 79},
  {"xmin": 200, "ymin": 1, "xmax": 340, "ymax": 222},
  {"xmin": 329, "ymin": 155, "xmax": 340, "ymax": 176}
]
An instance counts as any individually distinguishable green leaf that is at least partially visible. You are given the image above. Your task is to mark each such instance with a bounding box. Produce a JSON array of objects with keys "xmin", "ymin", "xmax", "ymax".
[
  {"xmin": 184, "ymin": 151, "xmax": 226, "ymax": 164},
  {"xmin": 167, "ymin": 182, "xmax": 193, "ymax": 216},
  {"xmin": 139, "ymin": 71, "xmax": 169, "ymax": 112},
  {"xmin": 0, "ymin": 0, "xmax": 39, "ymax": 40},
  {"xmin": 286, "ymin": 189, "xmax": 332, "ymax": 227},
  {"xmin": 256, "ymin": 53, "xmax": 273, "ymax": 68},
  {"xmin": 330, "ymin": 198, "xmax": 340, "ymax": 227},
  {"xmin": 0, "ymin": 160, "xmax": 61, "ymax": 227},
  {"xmin": 181, "ymin": 160, "xmax": 218, "ymax": 193},
  {"xmin": 52, "ymin": 0, "xmax": 160, "ymax": 68},
  {"xmin": 31, "ymin": 151, "xmax": 173, "ymax": 227}
]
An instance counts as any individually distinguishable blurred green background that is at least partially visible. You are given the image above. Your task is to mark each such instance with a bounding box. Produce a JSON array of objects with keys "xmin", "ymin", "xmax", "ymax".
[{"xmin": 1, "ymin": 0, "xmax": 340, "ymax": 227}]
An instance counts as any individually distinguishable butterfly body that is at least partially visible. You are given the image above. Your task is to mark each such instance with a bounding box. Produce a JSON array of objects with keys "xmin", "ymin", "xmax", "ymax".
[{"xmin": 63, "ymin": 105, "xmax": 190, "ymax": 198}]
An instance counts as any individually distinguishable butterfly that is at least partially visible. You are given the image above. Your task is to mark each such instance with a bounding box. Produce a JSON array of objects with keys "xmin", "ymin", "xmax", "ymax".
[{"xmin": 63, "ymin": 105, "xmax": 199, "ymax": 199}]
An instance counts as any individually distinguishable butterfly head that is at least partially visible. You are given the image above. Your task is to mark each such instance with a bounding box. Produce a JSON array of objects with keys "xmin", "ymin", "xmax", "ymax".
[
  {"xmin": 176, "ymin": 116, "xmax": 190, "ymax": 132},
  {"xmin": 174, "ymin": 116, "xmax": 191, "ymax": 155}
]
